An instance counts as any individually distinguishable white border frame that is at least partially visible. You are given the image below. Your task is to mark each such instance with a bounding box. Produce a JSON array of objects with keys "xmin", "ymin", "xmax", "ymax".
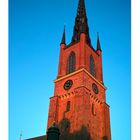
[
  {"xmin": 0, "ymin": 0, "xmax": 8, "ymax": 139},
  {"xmin": 0, "ymin": 0, "xmax": 140, "ymax": 139},
  {"xmin": 132, "ymin": 0, "xmax": 140, "ymax": 139}
]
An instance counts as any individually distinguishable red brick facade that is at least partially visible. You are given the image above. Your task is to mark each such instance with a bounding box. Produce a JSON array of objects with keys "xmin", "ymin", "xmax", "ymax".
[{"xmin": 47, "ymin": 33, "xmax": 111, "ymax": 140}]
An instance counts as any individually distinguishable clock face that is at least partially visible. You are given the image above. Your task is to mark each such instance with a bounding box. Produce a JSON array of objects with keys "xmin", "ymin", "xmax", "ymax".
[
  {"xmin": 64, "ymin": 80, "xmax": 73, "ymax": 90},
  {"xmin": 92, "ymin": 83, "xmax": 98, "ymax": 94}
]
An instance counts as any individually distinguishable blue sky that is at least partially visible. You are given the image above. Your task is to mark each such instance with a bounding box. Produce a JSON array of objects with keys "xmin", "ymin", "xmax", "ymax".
[{"xmin": 9, "ymin": 0, "xmax": 131, "ymax": 139}]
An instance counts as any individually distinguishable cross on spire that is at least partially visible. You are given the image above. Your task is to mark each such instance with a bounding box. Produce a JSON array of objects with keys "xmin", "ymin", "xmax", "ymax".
[{"xmin": 71, "ymin": 0, "xmax": 91, "ymax": 46}]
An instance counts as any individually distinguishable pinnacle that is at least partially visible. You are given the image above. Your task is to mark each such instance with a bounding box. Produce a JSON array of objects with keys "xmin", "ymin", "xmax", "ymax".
[
  {"xmin": 60, "ymin": 26, "xmax": 66, "ymax": 45},
  {"xmin": 97, "ymin": 32, "xmax": 102, "ymax": 51}
]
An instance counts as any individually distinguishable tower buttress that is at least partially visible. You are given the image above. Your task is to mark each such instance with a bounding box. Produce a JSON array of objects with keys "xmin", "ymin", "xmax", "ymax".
[
  {"xmin": 58, "ymin": 27, "xmax": 66, "ymax": 78},
  {"xmin": 96, "ymin": 33, "xmax": 103, "ymax": 83}
]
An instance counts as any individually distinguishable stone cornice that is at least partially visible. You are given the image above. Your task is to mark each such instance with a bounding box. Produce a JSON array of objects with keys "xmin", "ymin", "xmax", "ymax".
[{"xmin": 54, "ymin": 68, "xmax": 107, "ymax": 90}]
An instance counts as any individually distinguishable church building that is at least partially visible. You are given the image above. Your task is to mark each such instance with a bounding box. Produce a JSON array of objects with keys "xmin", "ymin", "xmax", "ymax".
[{"xmin": 27, "ymin": 0, "xmax": 111, "ymax": 140}]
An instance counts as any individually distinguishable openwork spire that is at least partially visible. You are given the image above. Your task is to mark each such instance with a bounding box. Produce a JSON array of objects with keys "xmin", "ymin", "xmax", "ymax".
[
  {"xmin": 60, "ymin": 26, "xmax": 66, "ymax": 45},
  {"xmin": 97, "ymin": 32, "xmax": 102, "ymax": 51},
  {"xmin": 71, "ymin": 0, "xmax": 91, "ymax": 46}
]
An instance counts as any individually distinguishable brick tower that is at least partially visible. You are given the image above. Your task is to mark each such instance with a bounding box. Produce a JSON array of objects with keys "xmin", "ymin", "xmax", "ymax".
[{"xmin": 47, "ymin": 0, "xmax": 111, "ymax": 140}]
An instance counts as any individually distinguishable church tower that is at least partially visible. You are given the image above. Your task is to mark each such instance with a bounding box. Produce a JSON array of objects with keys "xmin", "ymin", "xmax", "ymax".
[{"xmin": 47, "ymin": 0, "xmax": 111, "ymax": 140}]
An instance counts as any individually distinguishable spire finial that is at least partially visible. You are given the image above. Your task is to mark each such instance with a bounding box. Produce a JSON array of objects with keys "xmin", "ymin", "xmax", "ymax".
[
  {"xmin": 97, "ymin": 32, "xmax": 99, "ymax": 37},
  {"xmin": 97, "ymin": 32, "xmax": 102, "ymax": 51},
  {"xmin": 71, "ymin": 0, "xmax": 91, "ymax": 46},
  {"xmin": 60, "ymin": 25, "xmax": 66, "ymax": 45}
]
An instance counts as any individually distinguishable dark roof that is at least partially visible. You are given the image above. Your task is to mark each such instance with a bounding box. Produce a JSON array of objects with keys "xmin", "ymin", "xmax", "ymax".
[{"xmin": 25, "ymin": 135, "xmax": 47, "ymax": 140}]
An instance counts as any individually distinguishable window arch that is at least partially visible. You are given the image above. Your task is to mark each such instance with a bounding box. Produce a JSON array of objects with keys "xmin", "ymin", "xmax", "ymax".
[
  {"xmin": 103, "ymin": 136, "xmax": 108, "ymax": 140},
  {"xmin": 66, "ymin": 101, "xmax": 71, "ymax": 112},
  {"xmin": 66, "ymin": 52, "xmax": 76, "ymax": 74},
  {"xmin": 89, "ymin": 55, "xmax": 96, "ymax": 77}
]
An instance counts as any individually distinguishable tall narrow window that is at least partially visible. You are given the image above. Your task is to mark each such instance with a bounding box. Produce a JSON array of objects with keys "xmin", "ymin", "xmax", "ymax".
[
  {"xmin": 67, "ymin": 52, "xmax": 76, "ymax": 74},
  {"xmin": 103, "ymin": 136, "xmax": 108, "ymax": 140},
  {"xmin": 92, "ymin": 103, "xmax": 95, "ymax": 115},
  {"xmin": 66, "ymin": 101, "xmax": 71, "ymax": 112},
  {"xmin": 89, "ymin": 55, "xmax": 96, "ymax": 77}
]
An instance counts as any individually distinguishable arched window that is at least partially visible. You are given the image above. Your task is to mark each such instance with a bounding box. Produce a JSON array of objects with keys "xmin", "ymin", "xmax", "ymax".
[
  {"xmin": 67, "ymin": 52, "xmax": 76, "ymax": 74},
  {"xmin": 66, "ymin": 101, "xmax": 71, "ymax": 112},
  {"xmin": 103, "ymin": 136, "xmax": 108, "ymax": 140},
  {"xmin": 89, "ymin": 55, "xmax": 96, "ymax": 77},
  {"xmin": 92, "ymin": 103, "xmax": 95, "ymax": 115}
]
